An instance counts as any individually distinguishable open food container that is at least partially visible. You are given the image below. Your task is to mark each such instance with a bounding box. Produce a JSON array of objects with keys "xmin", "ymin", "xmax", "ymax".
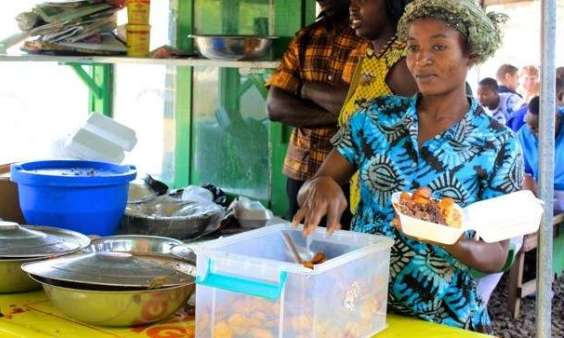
[
  {"xmin": 193, "ymin": 223, "xmax": 393, "ymax": 338},
  {"xmin": 392, "ymin": 190, "xmax": 545, "ymax": 245}
]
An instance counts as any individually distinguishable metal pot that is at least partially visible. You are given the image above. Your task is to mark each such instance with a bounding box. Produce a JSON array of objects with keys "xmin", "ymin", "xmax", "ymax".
[
  {"xmin": 87, "ymin": 235, "xmax": 183, "ymax": 257},
  {"xmin": 0, "ymin": 221, "xmax": 90, "ymax": 293},
  {"xmin": 170, "ymin": 244, "xmax": 197, "ymax": 264},
  {"xmin": 29, "ymin": 274, "xmax": 194, "ymax": 326},
  {"xmin": 189, "ymin": 34, "xmax": 277, "ymax": 61},
  {"xmin": 0, "ymin": 257, "xmax": 43, "ymax": 293},
  {"xmin": 21, "ymin": 252, "xmax": 195, "ymax": 289}
]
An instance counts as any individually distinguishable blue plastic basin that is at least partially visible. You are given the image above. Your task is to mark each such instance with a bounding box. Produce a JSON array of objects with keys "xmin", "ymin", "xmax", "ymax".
[{"xmin": 10, "ymin": 160, "xmax": 137, "ymax": 236}]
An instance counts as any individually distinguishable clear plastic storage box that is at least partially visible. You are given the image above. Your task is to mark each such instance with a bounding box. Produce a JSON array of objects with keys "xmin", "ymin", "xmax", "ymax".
[{"xmin": 193, "ymin": 223, "xmax": 393, "ymax": 338}]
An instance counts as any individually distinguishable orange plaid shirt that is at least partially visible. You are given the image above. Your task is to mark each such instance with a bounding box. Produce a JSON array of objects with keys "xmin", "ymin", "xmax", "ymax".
[{"xmin": 268, "ymin": 19, "xmax": 368, "ymax": 181}]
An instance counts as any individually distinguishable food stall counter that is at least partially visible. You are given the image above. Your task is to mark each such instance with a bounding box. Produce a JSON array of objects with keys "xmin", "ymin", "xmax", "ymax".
[{"xmin": 0, "ymin": 291, "xmax": 491, "ymax": 338}]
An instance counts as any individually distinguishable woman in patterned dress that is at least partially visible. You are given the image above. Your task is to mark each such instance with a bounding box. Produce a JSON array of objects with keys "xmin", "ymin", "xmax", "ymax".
[
  {"xmin": 294, "ymin": 0, "xmax": 521, "ymax": 333},
  {"xmin": 342, "ymin": 0, "xmax": 418, "ymax": 215}
]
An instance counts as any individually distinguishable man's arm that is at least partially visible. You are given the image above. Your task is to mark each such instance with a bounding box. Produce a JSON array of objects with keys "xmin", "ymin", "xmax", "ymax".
[
  {"xmin": 300, "ymin": 82, "xmax": 349, "ymax": 114},
  {"xmin": 267, "ymin": 86, "xmax": 340, "ymax": 128}
]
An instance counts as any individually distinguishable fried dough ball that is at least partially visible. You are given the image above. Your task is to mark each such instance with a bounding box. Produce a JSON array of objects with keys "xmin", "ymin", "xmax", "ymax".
[
  {"xmin": 249, "ymin": 328, "xmax": 274, "ymax": 338},
  {"xmin": 399, "ymin": 191, "xmax": 411, "ymax": 203},
  {"xmin": 302, "ymin": 251, "xmax": 327, "ymax": 269},
  {"xmin": 439, "ymin": 197, "xmax": 462, "ymax": 228},
  {"xmin": 412, "ymin": 187, "xmax": 432, "ymax": 200},
  {"xmin": 213, "ymin": 321, "xmax": 233, "ymax": 338}
]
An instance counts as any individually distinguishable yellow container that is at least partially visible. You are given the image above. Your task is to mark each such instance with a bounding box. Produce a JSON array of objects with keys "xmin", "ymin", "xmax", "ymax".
[
  {"xmin": 126, "ymin": 24, "xmax": 151, "ymax": 57},
  {"xmin": 127, "ymin": 0, "xmax": 150, "ymax": 25}
]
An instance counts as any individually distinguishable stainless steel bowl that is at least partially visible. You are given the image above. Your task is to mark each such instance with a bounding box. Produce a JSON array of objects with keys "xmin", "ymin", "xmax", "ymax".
[
  {"xmin": 87, "ymin": 235, "xmax": 183, "ymax": 257},
  {"xmin": 30, "ymin": 274, "xmax": 195, "ymax": 327},
  {"xmin": 0, "ymin": 223, "xmax": 91, "ymax": 293},
  {"xmin": 190, "ymin": 35, "xmax": 277, "ymax": 61},
  {"xmin": 0, "ymin": 257, "xmax": 42, "ymax": 293}
]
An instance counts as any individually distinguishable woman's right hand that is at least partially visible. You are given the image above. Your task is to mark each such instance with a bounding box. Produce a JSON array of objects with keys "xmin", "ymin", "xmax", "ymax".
[{"xmin": 292, "ymin": 176, "xmax": 348, "ymax": 236}]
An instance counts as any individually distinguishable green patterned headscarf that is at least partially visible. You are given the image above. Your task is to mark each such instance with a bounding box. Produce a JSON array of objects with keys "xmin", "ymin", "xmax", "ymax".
[{"xmin": 397, "ymin": 0, "xmax": 508, "ymax": 64}]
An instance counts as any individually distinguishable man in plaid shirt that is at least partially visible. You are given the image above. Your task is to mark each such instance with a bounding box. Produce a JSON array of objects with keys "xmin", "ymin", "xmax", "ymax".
[{"xmin": 267, "ymin": 0, "xmax": 368, "ymax": 225}]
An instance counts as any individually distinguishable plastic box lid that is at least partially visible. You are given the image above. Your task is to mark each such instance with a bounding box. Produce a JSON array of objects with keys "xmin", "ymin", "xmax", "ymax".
[{"xmin": 193, "ymin": 223, "xmax": 393, "ymax": 301}]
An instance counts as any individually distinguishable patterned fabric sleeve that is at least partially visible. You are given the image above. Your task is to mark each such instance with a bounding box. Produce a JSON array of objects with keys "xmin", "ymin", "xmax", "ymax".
[
  {"xmin": 333, "ymin": 111, "xmax": 366, "ymax": 167},
  {"xmin": 266, "ymin": 34, "xmax": 302, "ymax": 94},
  {"xmin": 482, "ymin": 134, "xmax": 524, "ymax": 200},
  {"xmin": 506, "ymin": 94, "xmax": 525, "ymax": 121}
]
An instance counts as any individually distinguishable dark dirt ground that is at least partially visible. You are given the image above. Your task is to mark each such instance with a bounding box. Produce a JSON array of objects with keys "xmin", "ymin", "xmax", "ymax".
[{"xmin": 489, "ymin": 273, "xmax": 564, "ymax": 337}]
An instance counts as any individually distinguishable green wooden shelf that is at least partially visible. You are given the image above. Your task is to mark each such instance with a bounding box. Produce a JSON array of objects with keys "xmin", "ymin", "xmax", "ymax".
[{"xmin": 0, "ymin": 53, "xmax": 279, "ymax": 69}]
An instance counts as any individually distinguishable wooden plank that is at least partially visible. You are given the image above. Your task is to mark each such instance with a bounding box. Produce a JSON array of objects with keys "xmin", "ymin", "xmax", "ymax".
[{"xmin": 520, "ymin": 279, "xmax": 537, "ymax": 297}]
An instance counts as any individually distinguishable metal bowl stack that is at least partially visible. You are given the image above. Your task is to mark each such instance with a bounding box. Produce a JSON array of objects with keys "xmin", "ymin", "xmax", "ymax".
[
  {"xmin": 0, "ymin": 221, "xmax": 90, "ymax": 293},
  {"xmin": 21, "ymin": 235, "xmax": 196, "ymax": 327},
  {"xmin": 190, "ymin": 34, "xmax": 277, "ymax": 61}
]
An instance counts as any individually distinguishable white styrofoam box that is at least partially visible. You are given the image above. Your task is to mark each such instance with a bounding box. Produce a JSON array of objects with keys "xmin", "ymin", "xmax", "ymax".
[
  {"xmin": 194, "ymin": 223, "xmax": 393, "ymax": 338},
  {"xmin": 392, "ymin": 190, "xmax": 544, "ymax": 244},
  {"xmin": 84, "ymin": 113, "xmax": 137, "ymax": 151},
  {"xmin": 64, "ymin": 128, "xmax": 125, "ymax": 164}
]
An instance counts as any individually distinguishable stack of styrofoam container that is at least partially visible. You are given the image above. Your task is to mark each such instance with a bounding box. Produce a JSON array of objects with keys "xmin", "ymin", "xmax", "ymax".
[{"xmin": 64, "ymin": 113, "xmax": 137, "ymax": 164}]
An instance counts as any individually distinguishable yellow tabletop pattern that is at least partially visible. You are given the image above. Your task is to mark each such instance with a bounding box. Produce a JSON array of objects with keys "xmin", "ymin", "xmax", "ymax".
[{"xmin": 0, "ymin": 291, "xmax": 491, "ymax": 338}]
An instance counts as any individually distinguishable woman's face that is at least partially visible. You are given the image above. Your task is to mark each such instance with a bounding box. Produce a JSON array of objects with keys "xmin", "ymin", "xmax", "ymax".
[
  {"xmin": 349, "ymin": 0, "xmax": 389, "ymax": 40},
  {"xmin": 405, "ymin": 18, "xmax": 471, "ymax": 96}
]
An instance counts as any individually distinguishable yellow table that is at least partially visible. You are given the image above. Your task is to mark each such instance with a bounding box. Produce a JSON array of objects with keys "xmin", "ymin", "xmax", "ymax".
[{"xmin": 0, "ymin": 291, "xmax": 491, "ymax": 338}]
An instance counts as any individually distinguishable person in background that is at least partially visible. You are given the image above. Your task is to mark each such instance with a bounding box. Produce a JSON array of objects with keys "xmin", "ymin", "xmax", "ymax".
[
  {"xmin": 339, "ymin": 0, "xmax": 418, "ymax": 214},
  {"xmin": 477, "ymin": 77, "xmax": 524, "ymax": 126},
  {"xmin": 496, "ymin": 64, "xmax": 521, "ymax": 97},
  {"xmin": 267, "ymin": 0, "xmax": 368, "ymax": 225},
  {"xmin": 509, "ymin": 70, "xmax": 564, "ymax": 133},
  {"xmin": 558, "ymin": 77, "xmax": 564, "ymax": 107},
  {"xmin": 518, "ymin": 93, "xmax": 564, "ymax": 214},
  {"xmin": 557, "ymin": 66, "xmax": 564, "ymax": 83},
  {"xmin": 519, "ymin": 65, "xmax": 540, "ymax": 103},
  {"xmin": 294, "ymin": 0, "xmax": 518, "ymax": 332}
]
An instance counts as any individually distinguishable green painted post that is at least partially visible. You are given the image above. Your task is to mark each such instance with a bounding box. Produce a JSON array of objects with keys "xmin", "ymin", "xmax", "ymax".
[
  {"xmin": 172, "ymin": 0, "xmax": 194, "ymax": 188},
  {"xmin": 89, "ymin": 64, "xmax": 114, "ymax": 117}
]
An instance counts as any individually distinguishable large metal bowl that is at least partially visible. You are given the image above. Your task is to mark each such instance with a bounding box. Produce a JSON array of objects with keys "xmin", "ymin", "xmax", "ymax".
[
  {"xmin": 0, "ymin": 257, "xmax": 43, "ymax": 293},
  {"xmin": 0, "ymin": 223, "xmax": 91, "ymax": 294},
  {"xmin": 87, "ymin": 235, "xmax": 182, "ymax": 257},
  {"xmin": 190, "ymin": 34, "xmax": 277, "ymax": 61},
  {"xmin": 30, "ymin": 274, "xmax": 195, "ymax": 327}
]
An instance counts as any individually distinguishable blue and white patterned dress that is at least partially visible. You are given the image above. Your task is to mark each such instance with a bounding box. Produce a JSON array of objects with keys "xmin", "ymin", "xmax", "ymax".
[{"xmin": 334, "ymin": 95, "xmax": 523, "ymax": 332}]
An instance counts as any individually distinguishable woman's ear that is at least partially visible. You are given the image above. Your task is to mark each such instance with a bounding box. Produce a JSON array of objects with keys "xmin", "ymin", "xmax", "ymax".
[{"xmin": 467, "ymin": 54, "xmax": 479, "ymax": 68}]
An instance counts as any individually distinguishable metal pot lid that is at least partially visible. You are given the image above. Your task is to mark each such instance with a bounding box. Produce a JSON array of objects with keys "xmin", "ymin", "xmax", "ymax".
[
  {"xmin": 21, "ymin": 252, "xmax": 195, "ymax": 289},
  {"xmin": 0, "ymin": 222, "xmax": 91, "ymax": 258}
]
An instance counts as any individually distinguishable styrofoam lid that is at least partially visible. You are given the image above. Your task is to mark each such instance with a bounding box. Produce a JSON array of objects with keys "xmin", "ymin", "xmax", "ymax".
[
  {"xmin": 65, "ymin": 128, "xmax": 125, "ymax": 164},
  {"xmin": 85, "ymin": 113, "xmax": 137, "ymax": 151},
  {"xmin": 464, "ymin": 190, "xmax": 544, "ymax": 243}
]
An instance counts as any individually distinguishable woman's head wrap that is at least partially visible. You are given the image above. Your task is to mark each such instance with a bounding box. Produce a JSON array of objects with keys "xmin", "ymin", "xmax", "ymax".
[{"xmin": 397, "ymin": 0, "xmax": 508, "ymax": 64}]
